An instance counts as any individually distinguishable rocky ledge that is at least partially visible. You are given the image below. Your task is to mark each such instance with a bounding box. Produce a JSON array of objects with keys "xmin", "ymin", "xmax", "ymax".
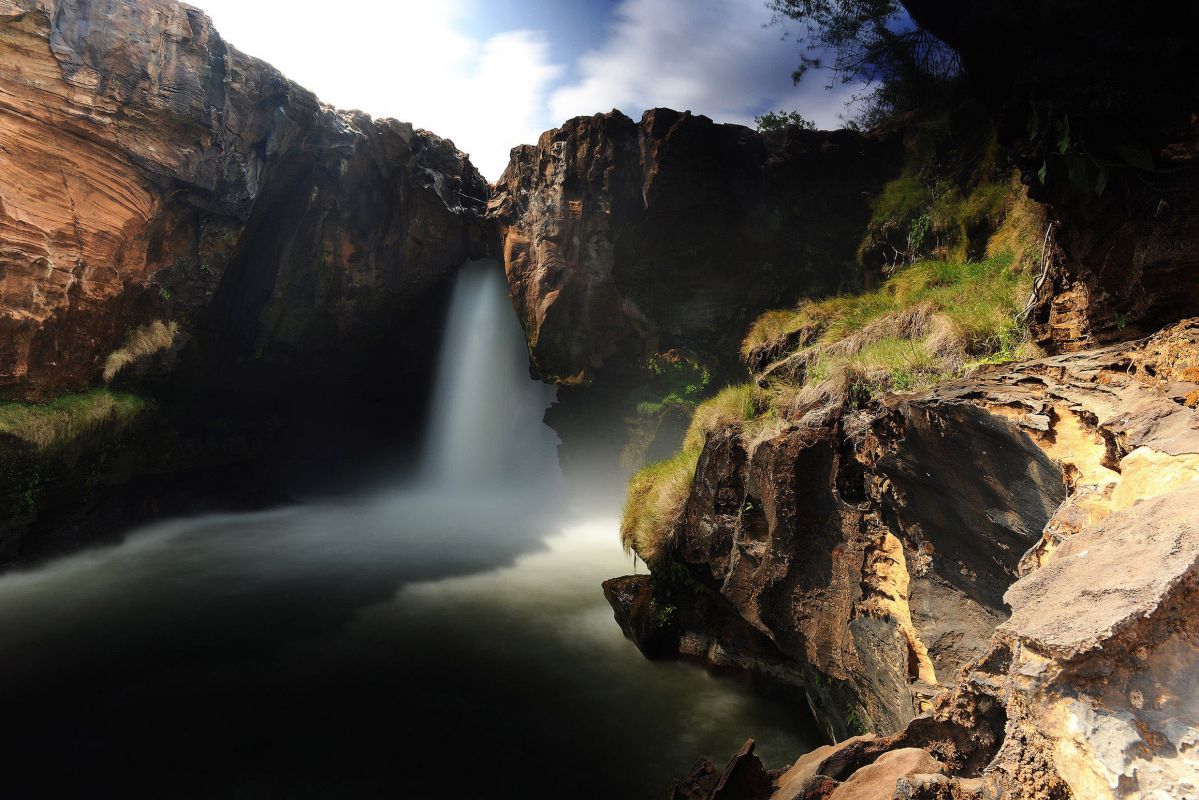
[{"xmin": 608, "ymin": 319, "xmax": 1199, "ymax": 798}]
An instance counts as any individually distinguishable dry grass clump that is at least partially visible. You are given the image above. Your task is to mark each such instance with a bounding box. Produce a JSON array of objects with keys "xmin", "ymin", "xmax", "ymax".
[
  {"xmin": 104, "ymin": 320, "xmax": 180, "ymax": 383},
  {"xmin": 748, "ymin": 255, "xmax": 1035, "ymax": 404},
  {"xmin": 986, "ymin": 178, "xmax": 1049, "ymax": 273},
  {"xmin": 0, "ymin": 390, "xmax": 145, "ymax": 452},
  {"xmin": 621, "ymin": 384, "xmax": 765, "ymax": 563}
]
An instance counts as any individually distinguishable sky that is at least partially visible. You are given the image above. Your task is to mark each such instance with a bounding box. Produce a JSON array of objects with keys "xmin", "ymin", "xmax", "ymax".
[{"xmin": 194, "ymin": 0, "xmax": 861, "ymax": 180}]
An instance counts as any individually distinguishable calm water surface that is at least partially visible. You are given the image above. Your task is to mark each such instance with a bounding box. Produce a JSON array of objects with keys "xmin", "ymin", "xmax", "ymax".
[{"xmin": 0, "ymin": 263, "xmax": 820, "ymax": 798}]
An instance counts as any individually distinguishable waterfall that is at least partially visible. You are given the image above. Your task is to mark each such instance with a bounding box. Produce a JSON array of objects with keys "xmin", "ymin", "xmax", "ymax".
[{"xmin": 421, "ymin": 260, "xmax": 560, "ymax": 488}]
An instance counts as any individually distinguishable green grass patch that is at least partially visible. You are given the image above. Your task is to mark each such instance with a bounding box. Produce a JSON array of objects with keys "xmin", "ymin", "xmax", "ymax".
[
  {"xmin": 621, "ymin": 384, "xmax": 768, "ymax": 564},
  {"xmin": 0, "ymin": 389, "xmax": 145, "ymax": 452},
  {"xmin": 624, "ymin": 255, "xmax": 1038, "ymax": 568}
]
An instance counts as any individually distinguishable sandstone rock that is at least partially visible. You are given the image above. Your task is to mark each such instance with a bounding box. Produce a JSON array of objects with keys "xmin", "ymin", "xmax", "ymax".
[
  {"xmin": 640, "ymin": 319, "xmax": 1199, "ymax": 795},
  {"xmin": 0, "ymin": 0, "xmax": 485, "ymax": 399},
  {"xmin": 825, "ymin": 749, "xmax": 944, "ymax": 800},
  {"xmin": 771, "ymin": 735, "xmax": 880, "ymax": 800},
  {"xmin": 490, "ymin": 108, "xmax": 901, "ymax": 385},
  {"xmin": 1001, "ymin": 488, "xmax": 1199, "ymax": 661}
]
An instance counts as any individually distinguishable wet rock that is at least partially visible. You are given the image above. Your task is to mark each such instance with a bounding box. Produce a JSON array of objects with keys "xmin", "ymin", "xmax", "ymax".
[{"xmin": 671, "ymin": 740, "xmax": 786, "ymax": 800}]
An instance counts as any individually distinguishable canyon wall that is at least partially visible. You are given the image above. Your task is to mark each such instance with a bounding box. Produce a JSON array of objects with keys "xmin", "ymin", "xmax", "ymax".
[
  {"xmin": 0, "ymin": 0, "xmax": 486, "ymax": 401},
  {"xmin": 489, "ymin": 109, "xmax": 901, "ymax": 473},
  {"xmin": 0, "ymin": 0, "xmax": 486, "ymax": 561}
]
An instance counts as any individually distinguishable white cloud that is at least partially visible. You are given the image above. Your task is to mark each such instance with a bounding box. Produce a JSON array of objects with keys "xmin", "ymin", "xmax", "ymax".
[
  {"xmin": 194, "ymin": 0, "xmax": 562, "ymax": 179},
  {"xmin": 191, "ymin": 0, "xmax": 864, "ymax": 178},
  {"xmin": 549, "ymin": 0, "xmax": 860, "ymax": 130}
]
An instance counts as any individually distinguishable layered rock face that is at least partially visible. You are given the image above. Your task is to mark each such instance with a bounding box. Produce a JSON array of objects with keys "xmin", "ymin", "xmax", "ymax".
[
  {"xmin": 611, "ymin": 320, "xmax": 1199, "ymax": 798},
  {"xmin": 490, "ymin": 108, "xmax": 901, "ymax": 386},
  {"xmin": 904, "ymin": 0, "xmax": 1199, "ymax": 352},
  {"xmin": 0, "ymin": 0, "xmax": 485, "ymax": 400},
  {"xmin": 0, "ymin": 0, "xmax": 487, "ymax": 561}
]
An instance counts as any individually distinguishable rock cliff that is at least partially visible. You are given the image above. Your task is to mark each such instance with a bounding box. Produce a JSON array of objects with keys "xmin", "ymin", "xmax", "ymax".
[
  {"xmin": 489, "ymin": 108, "xmax": 901, "ymax": 472},
  {"xmin": 613, "ymin": 320, "xmax": 1199, "ymax": 798},
  {"xmin": 0, "ymin": 0, "xmax": 486, "ymax": 400},
  {"xmin": 490, "ymin": 108, "xmax": 902, "ymax": 386},
  {"xmin": 0, "ymin": 0, "xmax": 486, "ymax": 560}
]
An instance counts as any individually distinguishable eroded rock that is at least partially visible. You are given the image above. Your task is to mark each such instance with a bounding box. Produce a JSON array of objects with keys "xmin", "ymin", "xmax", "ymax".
[
  {"xmin": 0, "ymin": 0, "xmax": 486, "ymax": 398},
  {"xmin": 613, "ymin": 319, "xmax": 1199, "ymax": 796},
  {"xmin": 489, "ymin": 109, "xmax": 900, "ymax": 387}
]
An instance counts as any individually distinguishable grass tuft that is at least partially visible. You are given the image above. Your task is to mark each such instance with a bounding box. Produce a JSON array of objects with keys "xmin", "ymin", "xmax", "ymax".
[
  {"xmin": 621, "ymin": 384, "xmax": 765, "ymax": 563},
  {"xmin": 0, "ymin": 390, "xmax": 145, "ymax": 452},
  {"xmin": 103, "ymin": 320, "xmax": 179, "ymax": 383}
]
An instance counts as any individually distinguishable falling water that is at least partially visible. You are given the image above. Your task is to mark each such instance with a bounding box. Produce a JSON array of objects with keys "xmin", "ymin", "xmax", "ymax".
[
  {"xmin": 0, "ymin": 258, "xmax": 820, "ymax": 797},
  {"xmin": 422, "ymin": 260, "xmax": 560, "ymax": 487}
]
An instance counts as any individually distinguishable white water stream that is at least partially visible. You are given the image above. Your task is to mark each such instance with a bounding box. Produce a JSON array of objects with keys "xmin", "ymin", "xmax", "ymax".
[{"xmin": 0, "ymin": 260, "xmax": 818, "ymax": 798}]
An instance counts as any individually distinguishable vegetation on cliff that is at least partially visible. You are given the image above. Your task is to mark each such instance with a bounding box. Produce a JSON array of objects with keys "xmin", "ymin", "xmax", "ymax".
[
  {"xmin": 621, "ymin": 251, "xmax": 1035, "ymax": 563},
  {"xmin": 103, "ymin": 320, "xmax": 180, "ymax": 383},
  {"xmin": 0, "ymin": 390, "xmax": 145, "ymax": 453},
  {"xmin": 0, "ymin": 389, "xmax": 148, "ymax": 524},
  {"xmin": 622, "ymin": 385, "xmax": 766, "ymax": 562},
  {"xmin": 621, "ymin": 113, "xmax": 1047, "ymax": 564}
]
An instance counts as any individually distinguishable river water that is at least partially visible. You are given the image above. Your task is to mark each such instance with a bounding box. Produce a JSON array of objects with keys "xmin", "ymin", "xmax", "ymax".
[{"xmin": 0, "ymin": 262, "xmax": 819, "ymax": 798}]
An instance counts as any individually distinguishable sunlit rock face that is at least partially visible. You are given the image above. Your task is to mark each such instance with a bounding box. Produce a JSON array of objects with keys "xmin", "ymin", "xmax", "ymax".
[
  {"xmin": 611, "ymin": 320, "xmax": 1199, "ymax": 797},
  {"xmin": 489, "ymin": 108, "xmax": 902, "ymax": 387},
  {"xmin": 0, "ymin": 0, "xmax": 486, "ymax": 399}
]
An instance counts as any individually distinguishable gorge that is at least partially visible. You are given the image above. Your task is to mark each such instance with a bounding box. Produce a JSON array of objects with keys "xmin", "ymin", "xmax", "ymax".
[{"xmin": 1, "ymin": 0, "xmax": 1198, "ymax": 798}]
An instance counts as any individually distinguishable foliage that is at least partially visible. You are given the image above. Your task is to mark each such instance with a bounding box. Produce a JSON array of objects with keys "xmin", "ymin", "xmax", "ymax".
[
  {"xmin": 633, "ymin": 351, "xmax": 711, "ymax": 416},
  {"xmin": 621, "ymin": 384, "xmax": 765, "ymax": 564},
  {"xmin": 845, "ymin": 703, "xmax": 868, "ymax": 735},
  {"xmin": 1027, "ymin": 107, "xmax": 1161, "ymax": 200},
  {"xmin": 745, "ymin": 254, "xmax": 1034, "ymax": 404},
  {"xmin": 103, "ymin": 320, "xmax": 180, "ymax": 383},
  {"xmin": 754, "ymin": 109, "xmax": 816, "ymax": 133},
  {"xmin": 768, "ymin": 0, "xmax": 959, "ymax": 125},
  {"xmin": 0, "ymin": 390, "xmax": 145, "ymax": 453},
  {"xmin": 860, "ymin": 112, "xmax": 1018, "ymax": 267}
]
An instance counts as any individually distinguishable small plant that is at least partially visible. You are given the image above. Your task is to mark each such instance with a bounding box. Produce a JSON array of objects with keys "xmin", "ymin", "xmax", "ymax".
[
  {"xmin": 634, "ymin": 351, "xmax": 711, "ymax": 417},
  {"xmin": 907, "ymin": 213, "xmax": 933, "ymax": 256},
  {"xmin": 754, "ymin": 109, "xmax": 816, "ymax": 132},
  {"xmin": 656, "ymin": 604, "xmax": 678, "ymax": 627},
  {"xmin": 103, "ymin": 320, "xmax": 180, "ymax": 382},
  {"xmin": 845, "ymin": 704, "xmax": 868, "ymax": 735}
]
